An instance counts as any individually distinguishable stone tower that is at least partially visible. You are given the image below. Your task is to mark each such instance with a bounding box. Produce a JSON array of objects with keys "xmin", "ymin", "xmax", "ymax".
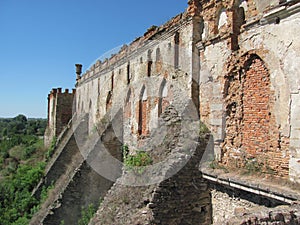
[{"xmin": 44, "ymin": 88, "xmax": 76, "ymax": 148}]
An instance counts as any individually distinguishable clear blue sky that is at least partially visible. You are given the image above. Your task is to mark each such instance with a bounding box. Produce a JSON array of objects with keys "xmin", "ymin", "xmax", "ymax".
[{"xmin": 0, "ymin": 0, "xmax": 187, "ymax": 118}]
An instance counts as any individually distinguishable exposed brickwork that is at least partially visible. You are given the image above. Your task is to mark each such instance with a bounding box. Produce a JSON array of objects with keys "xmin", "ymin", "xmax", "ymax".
[
  {"xmin": 222, "ymin": 54, "xmax": 290, "ymax": 177},
  {"xmin": 242, "ymin": 58, "xmax": 275, "ymax": 155},
  {"xmin": 141, "ymin": 100, "xmax": 148, "ymax": 136},
  {"xmin": 124, "ymin": 101, "xmax": 131, "ymax": 119}
]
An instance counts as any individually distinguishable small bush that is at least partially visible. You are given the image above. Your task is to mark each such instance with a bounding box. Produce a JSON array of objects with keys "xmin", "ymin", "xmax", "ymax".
[
  {"xmin": 199, "ymin": 122, "xmax": 210, "ymax": 135},
  {"xmin": 122, "ymin": 145, "xmax": 129, "ymax": 160},
  {"xmin": 124, "ymin": 148, "xmax": 153, "ymax": 174},
  {"xmin": 11, "ymin": 216, "xmax": 29, "ymax": 225},
  {"xmin": 40, "ymin": 183, "xmax": 54, "ymax": 203}
]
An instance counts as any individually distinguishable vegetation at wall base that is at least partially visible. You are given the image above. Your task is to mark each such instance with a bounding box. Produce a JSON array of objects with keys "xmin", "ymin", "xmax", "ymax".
[
  {"xmin": 78, "ymin": 198, "xmax": 102, "ymax": 225},
  {"xmin": 78, "ymin": 203, "xmax": 97, "ymax": 225},
  {"xmin": 199, "ymin": 122, "xmax": 210, "ymax": 142},
  {"xmin": 45, "ymin": 136, "xmax": 57, "ymax": 161}
]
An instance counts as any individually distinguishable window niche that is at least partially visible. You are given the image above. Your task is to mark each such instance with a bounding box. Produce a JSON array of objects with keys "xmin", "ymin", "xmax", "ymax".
[
  {"xmin": 127, "ymin": 62, "xmax": 131, "ymax": 84},
  {"xmin": 174, "ymin": 32, "xmax": 180, "ymax": 69},
  {"xmin": 138, "ymin": 86, "xmax": 148, "ymax": 136},
  {"xmin": 155, "ymin": 47, "xmax": 162, "ymax": 74},
  {"xmin": 147, "ymin": 50, "xmax": 153, "ymax": 77},
  {"xmin": 111, "ymin": 71, "xmax": 114, "ymax": 91}
]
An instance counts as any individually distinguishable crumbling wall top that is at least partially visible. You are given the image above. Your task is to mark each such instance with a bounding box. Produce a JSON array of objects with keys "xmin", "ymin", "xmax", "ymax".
[{"xmin": 78, "ymin": 7, "xmax": 193, "ymax": 82}]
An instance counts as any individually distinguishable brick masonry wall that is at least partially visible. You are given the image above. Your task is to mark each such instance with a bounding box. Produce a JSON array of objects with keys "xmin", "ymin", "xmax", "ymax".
[
  {"xmin": 141, "ymin": 100, "xmax": 148, "ymax": 136},
  {"xmin": 222, "ymin": 54, "xmax": 290, "ymax": 177}
]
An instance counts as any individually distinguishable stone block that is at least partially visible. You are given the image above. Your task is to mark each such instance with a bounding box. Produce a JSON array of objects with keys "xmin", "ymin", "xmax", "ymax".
[
  {"xmin": 210, "ymin": 118, "xmax": 223, "ymax": 126},
  {"xmin": 211, "ymin": 104, "xmax": 223, "ymax": 112},
  {"xmin": 290, "ymin": 157, "xmax": 300, "ymax": 183}
]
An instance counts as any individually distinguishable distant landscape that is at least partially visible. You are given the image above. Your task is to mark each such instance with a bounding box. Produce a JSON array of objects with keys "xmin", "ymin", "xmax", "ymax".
[{"xmin": 0, "ymin": 115, "xmax": 49, "ymax": 225}]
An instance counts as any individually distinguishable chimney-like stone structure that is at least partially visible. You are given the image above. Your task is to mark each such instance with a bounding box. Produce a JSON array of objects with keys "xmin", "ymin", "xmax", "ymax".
[{"xmin": 76, "ymin": 64, "xmax": 82, "ymax": 81}]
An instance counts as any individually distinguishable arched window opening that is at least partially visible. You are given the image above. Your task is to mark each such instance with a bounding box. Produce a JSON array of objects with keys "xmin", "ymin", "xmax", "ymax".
[
  {"xmin": 98, "ymin": 78, "xmax": 101, "ymax": 95},
  {"xmin": 238, "ymin": 6, "xmax": 246, "ymax": 24},
  {"xmin": 124, "ymin": 89, "xmax": 132, "ymax": 119},
  {"xmin": 106, "ymin": 91, "xmax": 112, "ymax": 112},
  {"xmin": 232, "ymin": 1, "xmax": 246, "ymax": 50},
  {"xmin": 138, "ymin": 86, "xmax": 148, "ymax": 136},
  {"xmin": 217, "ymin": 8, "xmax": 228, "ymax": 30},
  {"xmin": 111, "ymin": 71, "xmax": 114, "ymax": 91},
  {"xmin": 147, "ymin": 50, "xmax": 153, "ymax": 77},
  {"xmin": 233, "ymin": 0, "xmax": 246, "ymax": 33},
  {"xmin": 158, "ymin": 79, "xmax": 169, "ymax": 117},
  {"xmin": 127, "ymin": 62, "xmax": 131, "ymax": 84},
  {"xmin": 89, "ymin": 100, "xmax": 92, "ymax": 110},
  {"xmin": 155, "ymin": 48, "xmax": 162, "ymax": 74},
  {"xmin": 77, "ymin": 94, "xmax": 81, "ymax": 113},
  {"xmin": 156, "ymin": 48, "xmax": 161, "ymax": 62},
  {"xmin": 174, "ymin": 32, "xmax": 180, "ymax": 69}
]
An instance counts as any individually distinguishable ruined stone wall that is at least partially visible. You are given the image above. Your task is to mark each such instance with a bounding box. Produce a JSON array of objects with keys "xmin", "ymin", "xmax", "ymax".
[
  {"xmin": 211, "ymin": 188, "xmax": 300, "ymax": 225},
  {"xmin": 198, "ymin": 0, "xmax": 300, "ymax": 181},
  {"xmin": 43, "ymin": 161, "xmax": 114, "ymax": 225},
  {"xmin": 75, "ymin": 10, "xmax": 199, "ymax": 150},
  {"xmin": 90, "ymin": 105, "xmax": 212, "ymax": 225}
]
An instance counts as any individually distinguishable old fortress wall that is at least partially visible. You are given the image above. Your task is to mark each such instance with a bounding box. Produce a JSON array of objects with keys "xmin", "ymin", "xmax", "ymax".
[
  {"xmin": 75, "ymin": 12, "xmax": 197, "ymax": 148},
  {"xmin": 72, "ymin": 0, "xmax": 300, "ymax": 182},
  {"xmin": 40, "ymin": 0, "xmax": 300, "ymax": 224}
]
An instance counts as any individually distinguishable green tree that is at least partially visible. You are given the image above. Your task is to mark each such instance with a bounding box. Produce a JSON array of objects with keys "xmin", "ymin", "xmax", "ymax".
[{"xmin": 14, "ymin": 115, "xmax": 27, "ymax": 123}]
